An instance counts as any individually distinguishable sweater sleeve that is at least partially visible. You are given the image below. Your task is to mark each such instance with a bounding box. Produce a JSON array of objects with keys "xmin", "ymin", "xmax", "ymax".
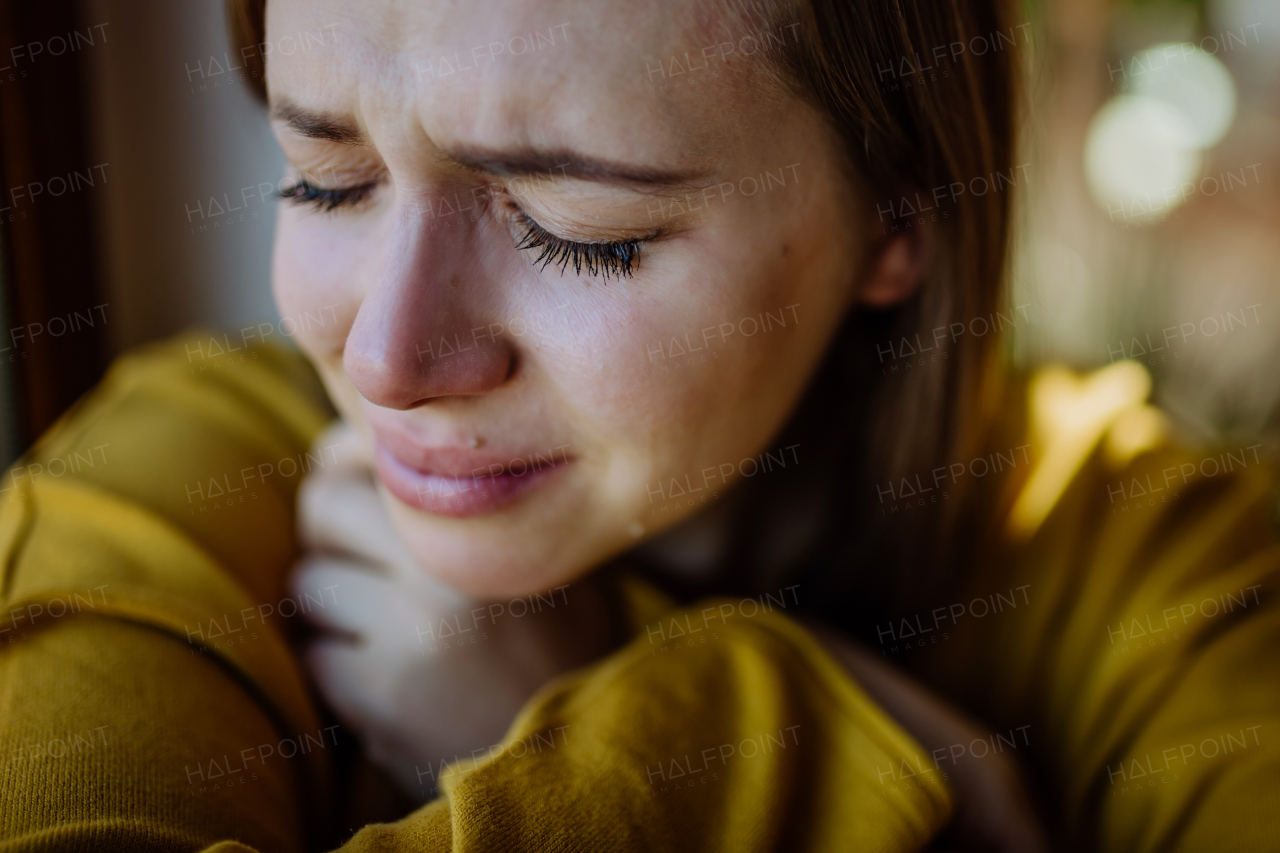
[
  {"xmin": 0, "ymin": 333, "xmax": 953, "ymax": 853},
  {"xmin": 0, "ymin": 334, "xmax": 338, "ymax": 852},
  {"xmin": 330, "ymin": 603, "xmax": 952, "ymax": 853},
  {"xmin": 925, "ymin": 362, "xmax": 1280, "ymax": 852}
]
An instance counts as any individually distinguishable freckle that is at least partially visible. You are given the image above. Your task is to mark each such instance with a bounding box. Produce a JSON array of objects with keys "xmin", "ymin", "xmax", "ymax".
[
  {"xmin": 449, "ymin": 274, "xmax": 461, "ymax": 288},
  {"xmin": 781, "ymin": 244, "xmax": 788, "ymax": 257}
]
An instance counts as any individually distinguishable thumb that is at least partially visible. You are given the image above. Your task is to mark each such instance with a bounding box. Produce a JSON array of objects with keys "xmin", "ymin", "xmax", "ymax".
[{"xmin": 312, "ymin": 419, "xmax": 373, "ymax": 476}]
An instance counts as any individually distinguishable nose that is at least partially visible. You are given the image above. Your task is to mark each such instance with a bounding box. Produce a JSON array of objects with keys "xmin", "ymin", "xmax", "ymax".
[{"xmin": 343, "ymin": 201, "xmax": 514, "ymax": 409}]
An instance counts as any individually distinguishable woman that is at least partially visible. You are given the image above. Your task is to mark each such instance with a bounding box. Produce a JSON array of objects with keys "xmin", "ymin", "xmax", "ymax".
[{"xmin": 1, "ymin": 0, "xmax": 1276, "ymax": 850}]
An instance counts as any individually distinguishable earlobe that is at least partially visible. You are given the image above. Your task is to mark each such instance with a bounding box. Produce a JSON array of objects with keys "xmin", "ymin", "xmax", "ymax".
[{"xmin": 857, "ymin": 227, "xmax": 930, "ymax": 308}]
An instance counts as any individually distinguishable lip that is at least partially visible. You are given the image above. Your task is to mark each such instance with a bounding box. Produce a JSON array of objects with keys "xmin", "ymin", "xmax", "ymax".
[{"xmin": 371, "ymin": 426, "xmax": 571, "ymax": 518}]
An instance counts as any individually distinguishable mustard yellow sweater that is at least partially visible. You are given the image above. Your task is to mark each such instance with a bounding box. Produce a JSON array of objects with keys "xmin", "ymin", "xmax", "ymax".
[{"xmin": 0, "ymin": 334, "xmax": 1277, "ymax": 852}]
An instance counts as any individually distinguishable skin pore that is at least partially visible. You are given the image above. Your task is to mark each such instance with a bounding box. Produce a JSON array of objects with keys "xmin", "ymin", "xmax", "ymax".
[{"xmin": 267, "ymin": 0, "xmax": 913, "ymax": 599}]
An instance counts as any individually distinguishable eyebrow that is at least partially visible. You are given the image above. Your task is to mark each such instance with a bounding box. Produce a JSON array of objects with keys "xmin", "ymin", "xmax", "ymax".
[
  {"xmin": 269, "ymin": 99, "xmax": 708, "ymax": 190},
  {"xmin": 270, "ymin": 100, "xmax": 366, "ymax": 146},
  {"xmin": 444, "ymin": 145, "xmax": 707, "ymax": 190}
]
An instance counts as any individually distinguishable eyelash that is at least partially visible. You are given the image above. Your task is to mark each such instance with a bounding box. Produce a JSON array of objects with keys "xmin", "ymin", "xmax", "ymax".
[
  {"xmin": 279, "ymin": 179, "xmax": 647, "ymax": 280},
  {"xmin": 513, "ymin": 211, "xmax": 642, "ymax": 281},
  {"xmin": 278, "ymin": 179, "xmax": 376, "ymax": 212}
]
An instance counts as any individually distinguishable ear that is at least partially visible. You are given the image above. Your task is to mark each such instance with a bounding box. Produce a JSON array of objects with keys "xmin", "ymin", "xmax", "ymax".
[{"xmin": 856, "ymin": 226, "xmax": 931, "ymax": 308}]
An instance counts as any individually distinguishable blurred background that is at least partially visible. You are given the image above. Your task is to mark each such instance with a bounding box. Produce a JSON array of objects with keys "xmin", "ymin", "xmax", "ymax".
[
  {"xmin": 0, "ymin": 0, "xmax": 280, "ymax": 467},
  {"xmin": 0, "ymin": 0, "xmax": 1277, "ymax": 469},
  {"xmin": 1012, "ymin": 0, "xmax": 1280, "ymax": 454}
]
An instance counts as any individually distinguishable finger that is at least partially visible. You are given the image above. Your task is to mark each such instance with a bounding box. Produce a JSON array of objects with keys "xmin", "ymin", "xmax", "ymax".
[
  {"xmin": 301, "ymin": 639, "xmax": 424, "ymax": 792},
  {"xmin": 290, "ymin": 556, "xmax": 418, "ymax": 638},
  {"xmin": 303, "ymin": 637, "xmax": 392, "ymax": 729},
  {"xmin": 311, "ymin": 420, "xmax": 372, "ymax": 474},
  {"xmin": 302, "ymin": 425, "xmax": 465, "ymax": 597},
  {"xmin": 297, "ymin": 464, "xmax": 409, "ymax": 565},
  {"xmin": 297, "ymin": 470, "xmax": 470, "ymax": 605}
]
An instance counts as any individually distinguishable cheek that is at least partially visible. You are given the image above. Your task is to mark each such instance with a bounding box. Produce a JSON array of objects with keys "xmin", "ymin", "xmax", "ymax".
[
  {"xmin": 542, "ymin": 287, "xmax": 710, "ymax": 439},
  {"xmin": 271, "ymin": 206, "xmax": 366, "ymax": 356},
  {"xmin": 549, "ymin": 242, "xmax": 808, "ymax": 462},
  {"xmin": 559, "ymin": 201, "xmax": 849, "ymax": 504}
]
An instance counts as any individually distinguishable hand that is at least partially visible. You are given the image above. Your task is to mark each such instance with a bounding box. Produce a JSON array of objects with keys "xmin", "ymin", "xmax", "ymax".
[
  {"xmin": 289, "ymin": 422, "xmax": 617, "ymax": 800},
  {"xmin": 806, "ymin": 621, "xmax": 1050, "ymax": 853}
]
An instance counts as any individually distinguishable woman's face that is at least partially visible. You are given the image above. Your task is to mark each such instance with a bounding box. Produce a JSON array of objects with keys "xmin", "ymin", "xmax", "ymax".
[{"xmin": 268, "ymin": 0, "xmax": 874, "ymax": 597}]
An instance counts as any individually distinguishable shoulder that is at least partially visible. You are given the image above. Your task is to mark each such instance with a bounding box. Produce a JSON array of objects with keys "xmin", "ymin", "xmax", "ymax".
[
  {"xmin": 3, "ymin": 329, "xmax": 337, "ymax": 603},
  {"xmin": 21, "ymin": 329, "xmax": 335, "ymax": 481}
]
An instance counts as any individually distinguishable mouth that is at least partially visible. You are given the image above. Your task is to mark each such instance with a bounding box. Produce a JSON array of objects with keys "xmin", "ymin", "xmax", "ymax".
[{"xmin": 371, "ymin": 427, "xmax": 571, "ymax": 518}]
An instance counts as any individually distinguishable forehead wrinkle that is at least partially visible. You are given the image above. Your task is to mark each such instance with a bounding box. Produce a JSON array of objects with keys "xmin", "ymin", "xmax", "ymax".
[
  {"xmin": 274, "ymin": 0, "xmax": 749, "ymax": 196},
  {"xmin": 430, "ymin": 51, "xmax": 721, "ymax": 197},
  {"xmin": 428, "ymin": 102, "xmax": 719, "ymax": 201},
  {"xmin": 267, "ymin": 3, "xmax": 421, "ymax": 152},
  {"xmin": 441, "ymin": 138, "xmax": 712, "ymax": 186}
]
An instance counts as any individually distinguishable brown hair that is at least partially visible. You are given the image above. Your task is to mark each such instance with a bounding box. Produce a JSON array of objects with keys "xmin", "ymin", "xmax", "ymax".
[
  {"xmin": 766, "ymin": 0, "xmax": 1019, "ymax": 616},
  {"xmin": 226, "ymin": 0, "xmax": 1019, "ymax": 617}
]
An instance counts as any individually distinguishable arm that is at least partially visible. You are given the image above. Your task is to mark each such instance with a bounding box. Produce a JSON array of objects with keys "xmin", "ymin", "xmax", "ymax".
[
  {"xmin": 325, "ymin": 598, "xmax": 955, "ymax": 853},
  {"xmin": 807, "ymin": 622, "xmax": 1048, "ymax": 853},
  {"xmin": 923, "ymin": 368, "xmax": 1280, "ymax": 851},
  {"xmin": 2, "ymin": 334, "xmax": 955, "ymax": 853},
  {"xmin": 0, "ymin": 335, "xmax": 337, "ymax": 852},
  {"xmin": 293, "ymin": 424, "xmax": 957, "ymax": 851}
]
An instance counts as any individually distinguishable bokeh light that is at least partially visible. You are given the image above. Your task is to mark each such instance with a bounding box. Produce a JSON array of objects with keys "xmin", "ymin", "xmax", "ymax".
[
  {"xmin": 1131, "ymin": 43, "xmax": 1238, "ymax": 148},
  {"xmin": 1084, "ymin": 95, "xmax": 1202, "ymax": 223},
  {"xmin": 1083, "ymin": 43, "xmax": 1237, "ymax": 224}
]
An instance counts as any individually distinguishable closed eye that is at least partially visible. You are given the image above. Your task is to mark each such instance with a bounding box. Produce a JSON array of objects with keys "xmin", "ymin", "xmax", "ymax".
[
  {"xmin": 512, "ymin": 209, "xmax": 648, "ymax": 280},
  {"xmin": 280, "ymin": 177, "xmax": 654, "ymax": 281},
  {"xmin": 278, "ymin": 178, "xmax": 378, "ymax": 212}
]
